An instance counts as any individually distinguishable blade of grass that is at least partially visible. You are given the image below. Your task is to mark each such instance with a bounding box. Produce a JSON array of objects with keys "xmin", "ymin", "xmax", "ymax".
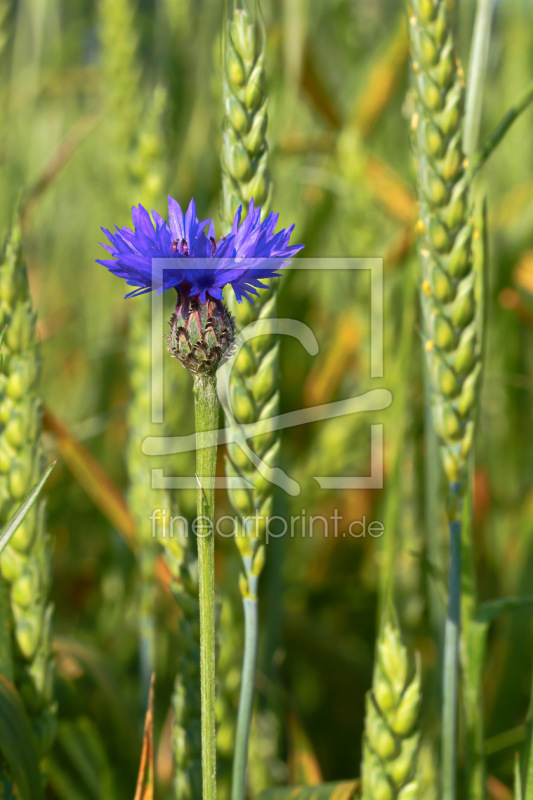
[{"xmin": 0, "ymin": 461, "xmax": 56, "ymax": 554}]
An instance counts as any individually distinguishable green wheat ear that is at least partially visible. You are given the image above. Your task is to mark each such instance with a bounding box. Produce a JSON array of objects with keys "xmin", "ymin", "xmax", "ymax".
[
  {"xmin": 220, "ymin": 3, "xmax": 280, "ymax": 795},
  {"xmin": 221, "ymin": 1, "xmax": 274, "ymax": 584},
  {"xmin": 408, "ymin": 0, "xmax": 480, "ymax": 491},
  {"xmin": 361, "ymin": 619, "xmax": 422, "ymax": 800},
  {"xmin": 0, "ymin": 219, "xmax": 56, "ymax": 756},
  {"xmin": 221, "ymin": 4, "xmax": 271, "ymax": 224}
]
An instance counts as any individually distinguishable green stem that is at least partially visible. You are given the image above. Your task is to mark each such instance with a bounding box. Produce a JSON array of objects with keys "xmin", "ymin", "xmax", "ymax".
[
  {"xmin": 232, "ymin": 587, "xmax": 259, "ymax": 800},
  {"xmin": 442, "ymin": 510, "xmax": 462, "ymax": 800},
  {"xmin": 464, "ymin": 0, "xmax": 494, "ymax": 158},
  {"xmin": 470, "ymin": 80, "xmax": 533, "ymax": 176},
  {"xmin": 461, "ymin": 480, "xmax": 487, "ymax": 800},
  {"xmin": 194, "ymin": 374, "xmax": 219, "ymax": 800}
]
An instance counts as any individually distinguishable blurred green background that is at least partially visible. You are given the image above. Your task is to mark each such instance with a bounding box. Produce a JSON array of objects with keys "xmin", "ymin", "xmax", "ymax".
[{"xmin": 1, "ymin": 0, "xmax": 533, "ymax": 797}]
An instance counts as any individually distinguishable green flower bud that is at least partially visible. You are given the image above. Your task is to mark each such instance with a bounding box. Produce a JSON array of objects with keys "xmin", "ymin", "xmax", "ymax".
[{"xmin": 168, "ymin": 294, "xmax": 235, "ymax": 376}]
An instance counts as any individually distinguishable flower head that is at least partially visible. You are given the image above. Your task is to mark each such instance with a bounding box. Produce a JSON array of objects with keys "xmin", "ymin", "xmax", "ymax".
[{"xmin": 97, "ymin": 196, "xmax": 303, "ymax": 303}]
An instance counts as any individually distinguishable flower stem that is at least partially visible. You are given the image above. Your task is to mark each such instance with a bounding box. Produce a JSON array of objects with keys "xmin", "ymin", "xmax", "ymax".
[
  {"xmin": 232, "ymin": 559, "xmax": 260, "ymax": 800},
  {"xmin": 193, "ymin": 374, "xmax": 219, "ymax": 800},
  {"xmin": 442, "ymin": 503, "xmax": 462, "ymax": 800}
]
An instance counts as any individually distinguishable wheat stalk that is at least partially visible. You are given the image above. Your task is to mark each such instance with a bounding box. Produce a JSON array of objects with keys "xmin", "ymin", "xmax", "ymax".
[
  {"xmin": 220, "ymin": 4, "xmax": 278, "ymax": 798},
  {"xmin": 408, "ymin": 1, "xmax": 483, "ymax": 796}
]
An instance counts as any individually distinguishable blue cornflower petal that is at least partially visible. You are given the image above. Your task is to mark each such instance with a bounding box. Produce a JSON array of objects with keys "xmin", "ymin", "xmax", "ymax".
[{"xmin": 97, "ymin": 196, "xmax": 304, "ymax": 301}]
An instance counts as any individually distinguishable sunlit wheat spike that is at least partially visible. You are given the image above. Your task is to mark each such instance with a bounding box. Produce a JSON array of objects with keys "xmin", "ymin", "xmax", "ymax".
[
  {"xmin": 409, "ymin": 0, "xmax": 481, "ymax": 489},
  {"xmin": 221, "ymin": 1, "xmax": 275, "ymax": 561},
  {"xmin": 361, "ymin": 620, "xmax": 421, "ymax": 800},
  {"xmin": 221, "ymin": 2, "xmax": 271, "ymax": 224},
  {"xmin": 220, "ymin": 4, "xmax": 277, "ymax": 794},
  {"xmin": 0, "ymin": 219, "xmax": 56, "ymax": 756}
]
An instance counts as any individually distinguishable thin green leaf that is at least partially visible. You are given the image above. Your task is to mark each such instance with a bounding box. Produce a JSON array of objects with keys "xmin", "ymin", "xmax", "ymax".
[
  {"xmin": 0, "ymin": 676, "xmax": 44, "ymax": 800},
  {"xmin": 258, "ymin": 781, "xmax": 361, "ymax": 800},
  {"xmin": 470, "ymin": 79, "xmax": 533, "ymax": 176},
  {"xmin": 0, "ymin": 460, "xmax": 56, "ymax": 555},
  {"xmin": 476, "ymin": 596, "xmax": 533, "ymax": 625}
]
